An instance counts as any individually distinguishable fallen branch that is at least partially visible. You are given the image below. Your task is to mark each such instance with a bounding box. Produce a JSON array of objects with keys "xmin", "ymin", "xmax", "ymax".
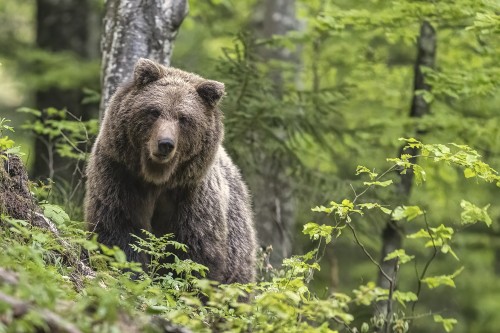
[{"xmin": 0, "ymin": 291, "xmax": 82, "ymax": 333}]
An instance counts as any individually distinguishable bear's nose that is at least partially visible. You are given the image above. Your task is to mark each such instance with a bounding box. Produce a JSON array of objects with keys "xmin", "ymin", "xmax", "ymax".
[{"xmin": 157, "ymin": 139, "xmax": 175, "ymax": 156}]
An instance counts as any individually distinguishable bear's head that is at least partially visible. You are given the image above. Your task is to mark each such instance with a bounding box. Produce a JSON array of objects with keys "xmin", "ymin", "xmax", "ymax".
[{"xmin": 99, "ymin": 58, "xmax": 225, "ymax": 187}]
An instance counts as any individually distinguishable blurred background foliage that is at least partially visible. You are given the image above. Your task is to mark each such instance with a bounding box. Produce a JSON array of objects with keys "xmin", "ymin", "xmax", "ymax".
[{"xmin": 0, "ymin": 0, "xmax": 499, "ymax": 332}]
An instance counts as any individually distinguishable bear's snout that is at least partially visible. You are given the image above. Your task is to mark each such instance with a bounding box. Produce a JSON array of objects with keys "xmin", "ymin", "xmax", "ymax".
[
  {"xmin": 157, "ymin": 139, "xmax": 175, "ymax": 157},
  {"xmin": 149, "ymin": 120, "xmax": 178, "ymax": 163}
]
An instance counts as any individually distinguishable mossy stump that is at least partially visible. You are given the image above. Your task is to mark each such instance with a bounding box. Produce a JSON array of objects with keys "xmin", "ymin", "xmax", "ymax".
[{"xmin": 0, "ymin": 153, "xmax": 43, "ymax": 226}]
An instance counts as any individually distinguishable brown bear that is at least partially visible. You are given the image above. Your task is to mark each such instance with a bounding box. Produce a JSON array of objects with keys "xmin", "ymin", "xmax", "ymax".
[{"xmin": 84, "ymin": 58, "xmax": 256, "ymax": 284}]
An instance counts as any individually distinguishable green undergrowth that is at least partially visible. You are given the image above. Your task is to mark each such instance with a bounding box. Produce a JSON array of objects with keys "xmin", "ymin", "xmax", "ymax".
[{"xmin": 0, "ymin": 120, "xmax": 498, "ymax": 333}]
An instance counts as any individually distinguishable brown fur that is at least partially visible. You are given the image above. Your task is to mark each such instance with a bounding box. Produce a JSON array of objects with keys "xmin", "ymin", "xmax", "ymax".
[{"xmin": 84, "ymin": 58, "xmax": 256, "ymax": 283}]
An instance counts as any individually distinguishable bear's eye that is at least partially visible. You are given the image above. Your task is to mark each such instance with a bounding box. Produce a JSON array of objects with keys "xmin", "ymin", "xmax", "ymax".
[
  {"xmin": 179, "ymin": 115, "xmax": 191, "ymax": 125},
  {"xmin": 147, "ymin": 108, "xmax": 161, "ymax": 119}
]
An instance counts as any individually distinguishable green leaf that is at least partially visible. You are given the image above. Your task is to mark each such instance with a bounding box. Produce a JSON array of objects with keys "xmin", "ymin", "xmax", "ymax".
[
  {"xmin": 4, "ymin": 146, "xmax": 23, "ymax": 156},
  {"xmin": 408, "ymin": 224, "xmax": 459, "ymax": 259},
  {"xmin": 146, "ymin": 305, "xmax": 168, "ymax": 314},
  {"xmin": 460, "ymin": 200, "xmax": 492, "ymax": 227},
  {"xmin": 379, "ymin": 207, "xmax": 392, "ymax": 214},
  {"xmin": 312, "ymin": 205, "xmax": 332, "ymax": 214},
  {"xmin": 353, "ymin": 282, "xmax": 387, "ymax": 306},
  {"xmin": 407, "ymin": 229, "xmax": 430, "ymax": 239},
  {"xmin": 393, "ymin": 290, "xmax": 418, "ymax": 306},
  {"xmin": 356, "ymin": 165, "xmax": 378, "ymax": 180},
  {"xmin": 363, "ymin": 180, "xmax": 393, "ymax": 187},
  {"xmin": 421, "ymin": 267, "xmax": 464, "ymax": 289},
  {"xmin": 413, "ymin": 164, "xmax": 427, "ymax": 184},
  {"xmin": 463, "ymin": 168, "xmax": 476, "ymax": 178},
  {"xmin": 303, "ymin": 222, "xmax": 334, "ymax": 243},
  {"xmin": 430, "ymin": 224, "xmax": 454, "ymax": 241},
  {"xmin": 415, "ymin": 89, "xmax": 435, "ymax": 104},
  {"xmin": 357, "ymin": 203, "xmax": 392, "ymax": 215},
  {"xmin": 341, "ymin": 199, "xmax": 354, "ymax": 209},
  {"xmin": 392, "ymin": 206, "xmax": 423, "ymax": 221},
  {"xmin": 16, "ymin": 107, "xmax": 42, "ymax": 117},
  {"xmin": 422, "ymin": 275, "xmax": 456, "ymax": 289},
  {"xmin": 384, "ymin": 249, "xmax": 414, "ymax": 264},
  {"xmin": 42, "ymin": 204, "xmax": 70, "ymax": 226},
  {"xmin": 312, "ymin": 199, "xmax": 360, "ymax": 222},
  {"xmin": 440, "ymin": 243, "xmax": 459, "ymax": 261},
  {"xmin": 434, "ymin": 315, "xmax": 458, "ymax": 332},
  {"xmin": 399, "ymin": 137, "xmax": 421, "ymax": 148},
  {"xmin": 0, "ymin": 136, "xmax": 15, "ymax": 150},
  {"xmin": 114, "ymin": 248, "xmax": 127, "ymax": 263}
]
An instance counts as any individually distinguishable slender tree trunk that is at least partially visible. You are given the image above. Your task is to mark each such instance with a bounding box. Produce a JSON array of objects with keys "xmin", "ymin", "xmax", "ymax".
[
  {"xmin": 33, "ymin": 0, "xmax": 95, "ymax": 180},
  {"xmin": 249, "ymin": 0, "xmax": 298, "ymax": 266},
  {"xmin": 99, "ymin": 0, "xmax": 188, "ymax": 118},
  {"xmin": 375, "ymin": 21, "xmax": 436, "ymax": 331},
  {"xmin": 251, "ymin": 0, "xmax": 299, "ymax": 266}
]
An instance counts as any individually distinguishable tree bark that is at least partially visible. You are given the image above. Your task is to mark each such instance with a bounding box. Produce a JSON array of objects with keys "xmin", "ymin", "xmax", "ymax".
[
  {"xmin": 375, "ymin": 21, "xmax": 436, "ymax": 331},
  {"xmin": 99, "ymin": 0, "xmax": 188, "ymax": 118},
  {"xmin": 251, "ymin": 0, "xmax": 299, "ymax": 267}
]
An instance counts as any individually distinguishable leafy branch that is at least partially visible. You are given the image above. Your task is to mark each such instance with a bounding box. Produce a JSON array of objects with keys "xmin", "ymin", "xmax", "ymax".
[{"xmin": 307, "ymin": 139, "xmax": 496, "ymax": 332}]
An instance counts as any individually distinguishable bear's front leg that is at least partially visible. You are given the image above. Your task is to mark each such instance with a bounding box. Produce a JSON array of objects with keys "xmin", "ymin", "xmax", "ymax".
[
  {"xmin": 173, "ymin": 180, "xmax": 230, "ymax": 283},
  {"xmin": 85, "ymin": 157, "xmax": 158, "ymax": 269}
]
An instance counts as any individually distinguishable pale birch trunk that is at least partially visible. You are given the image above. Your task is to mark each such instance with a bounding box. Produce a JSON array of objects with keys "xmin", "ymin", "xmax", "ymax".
[{"xmin": 99, "ymin": 0, "xmax": 188, "ymax": 118}]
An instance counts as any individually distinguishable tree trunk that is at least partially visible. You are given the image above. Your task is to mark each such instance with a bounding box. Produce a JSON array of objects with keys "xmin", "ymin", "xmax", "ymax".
[
  {"xmin": 375, "ymin": 21, "xmax": 436, "ymax": 331},
  {"xmin": 33, "ymin": 0, "xmax": 96, "ymax": 181},
  {"xmin": 99, "ymin": 0, "xmax": 188, "ymax": 118},
  {"xmin": 251, "ymin": 0, "xmax": 299, "ymax": 267}
]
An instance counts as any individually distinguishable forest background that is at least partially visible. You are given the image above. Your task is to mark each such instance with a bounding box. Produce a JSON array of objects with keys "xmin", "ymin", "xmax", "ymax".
[{"xmin": 0, "ymin": 0, "xmax": 499, "ymax": 332}]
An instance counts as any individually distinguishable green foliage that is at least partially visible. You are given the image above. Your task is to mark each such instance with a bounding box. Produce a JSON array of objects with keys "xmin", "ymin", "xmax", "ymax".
[
  {"xmin": 303, "ymin": 222, "xmax": 334, "ymax": 243},
  {"xmin": 0, "ymin": 118, "xmax": 21, "ymax": 157},
  {"xmin": 434, "ymin": 315, "xmax": 458, "ymax": 333},
  {"xmin": 1, "ymin": 0, "xmax": 499, "ymax": 331},
  {"xmin": 398, "ymin": 138, "xmax": 500, "ymax": 186},
  {"xmin": 213, "ymin": 32, "xmax": 336, "ymax": 185},
  {"xmin": 0, "ymin": 135, "xmax": 498, "ymax": 333},
  {"xmin": 392, "ymin": 205, "xmax": 424, "ymax": 222},
  {"xmin": 41, "ymin": 203, "xmax": 71, "ymax": 226},
  {"xmin": 18, "ymin": 107, "xmax": 98, "ymax": 162},
  {"xmin": 130, "ymin": 231, "xmax": 208, "ymax": 283},
  {"xmin": 9, "ymin": 49, "xmax": 99, "ymax": 91},
  {"xmin": 407, "ymin": 224, "xmax": 458, "ymax": 260},
  {"xmin": 304, "ymin": 139, "xmax": 497, "ymax": 332},
  {"xmin": 421, "ymin": 267, "xmax": 464, "ymax": 289},
  {"xmin": 0, "ymin": 209, "xmax": 355, "ymax": 332},
  {"xmin": 460, "ymin": 200, "xmax": 492, "ymax": 227},
  {"xmin": 0, "ymin": 131, "xmax": 495, "ymax": 332},
  {"xmin": 384, "ymin": 249, "xmax": 414, "ymax": 265}
]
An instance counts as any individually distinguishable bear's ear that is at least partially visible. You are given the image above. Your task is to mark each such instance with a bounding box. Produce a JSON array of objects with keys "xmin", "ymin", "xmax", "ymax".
[
  {"xmin": 133, "ymin": 58, "xmax": 165, "ymax": 86},
  {"xmin": 196, "ymin": 80, "xmax": 225, "ymax": 107}
]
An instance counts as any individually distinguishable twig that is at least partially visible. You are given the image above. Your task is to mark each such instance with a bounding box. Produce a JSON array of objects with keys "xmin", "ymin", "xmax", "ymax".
[
  {"xmin": 351, "ymin": 164, "xmax": 399, "ymax": 205},
  {"xmin": 332, "ymin": 316, "xmax": 355, "ymax": 333},
  {"xmin": 59, "ymin": 131, "xmax": 86, "ymax": 155},
  {"xmin": 347, "ymin": 223, "xmax": 392, "ymax": 284},
  {"xmin": 385, "ymin": 260, "xmax": 399, "ymax": 333},
  {"xmin": 411, "ymin": 211, "xmax": 437, "ymax": 314}
]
